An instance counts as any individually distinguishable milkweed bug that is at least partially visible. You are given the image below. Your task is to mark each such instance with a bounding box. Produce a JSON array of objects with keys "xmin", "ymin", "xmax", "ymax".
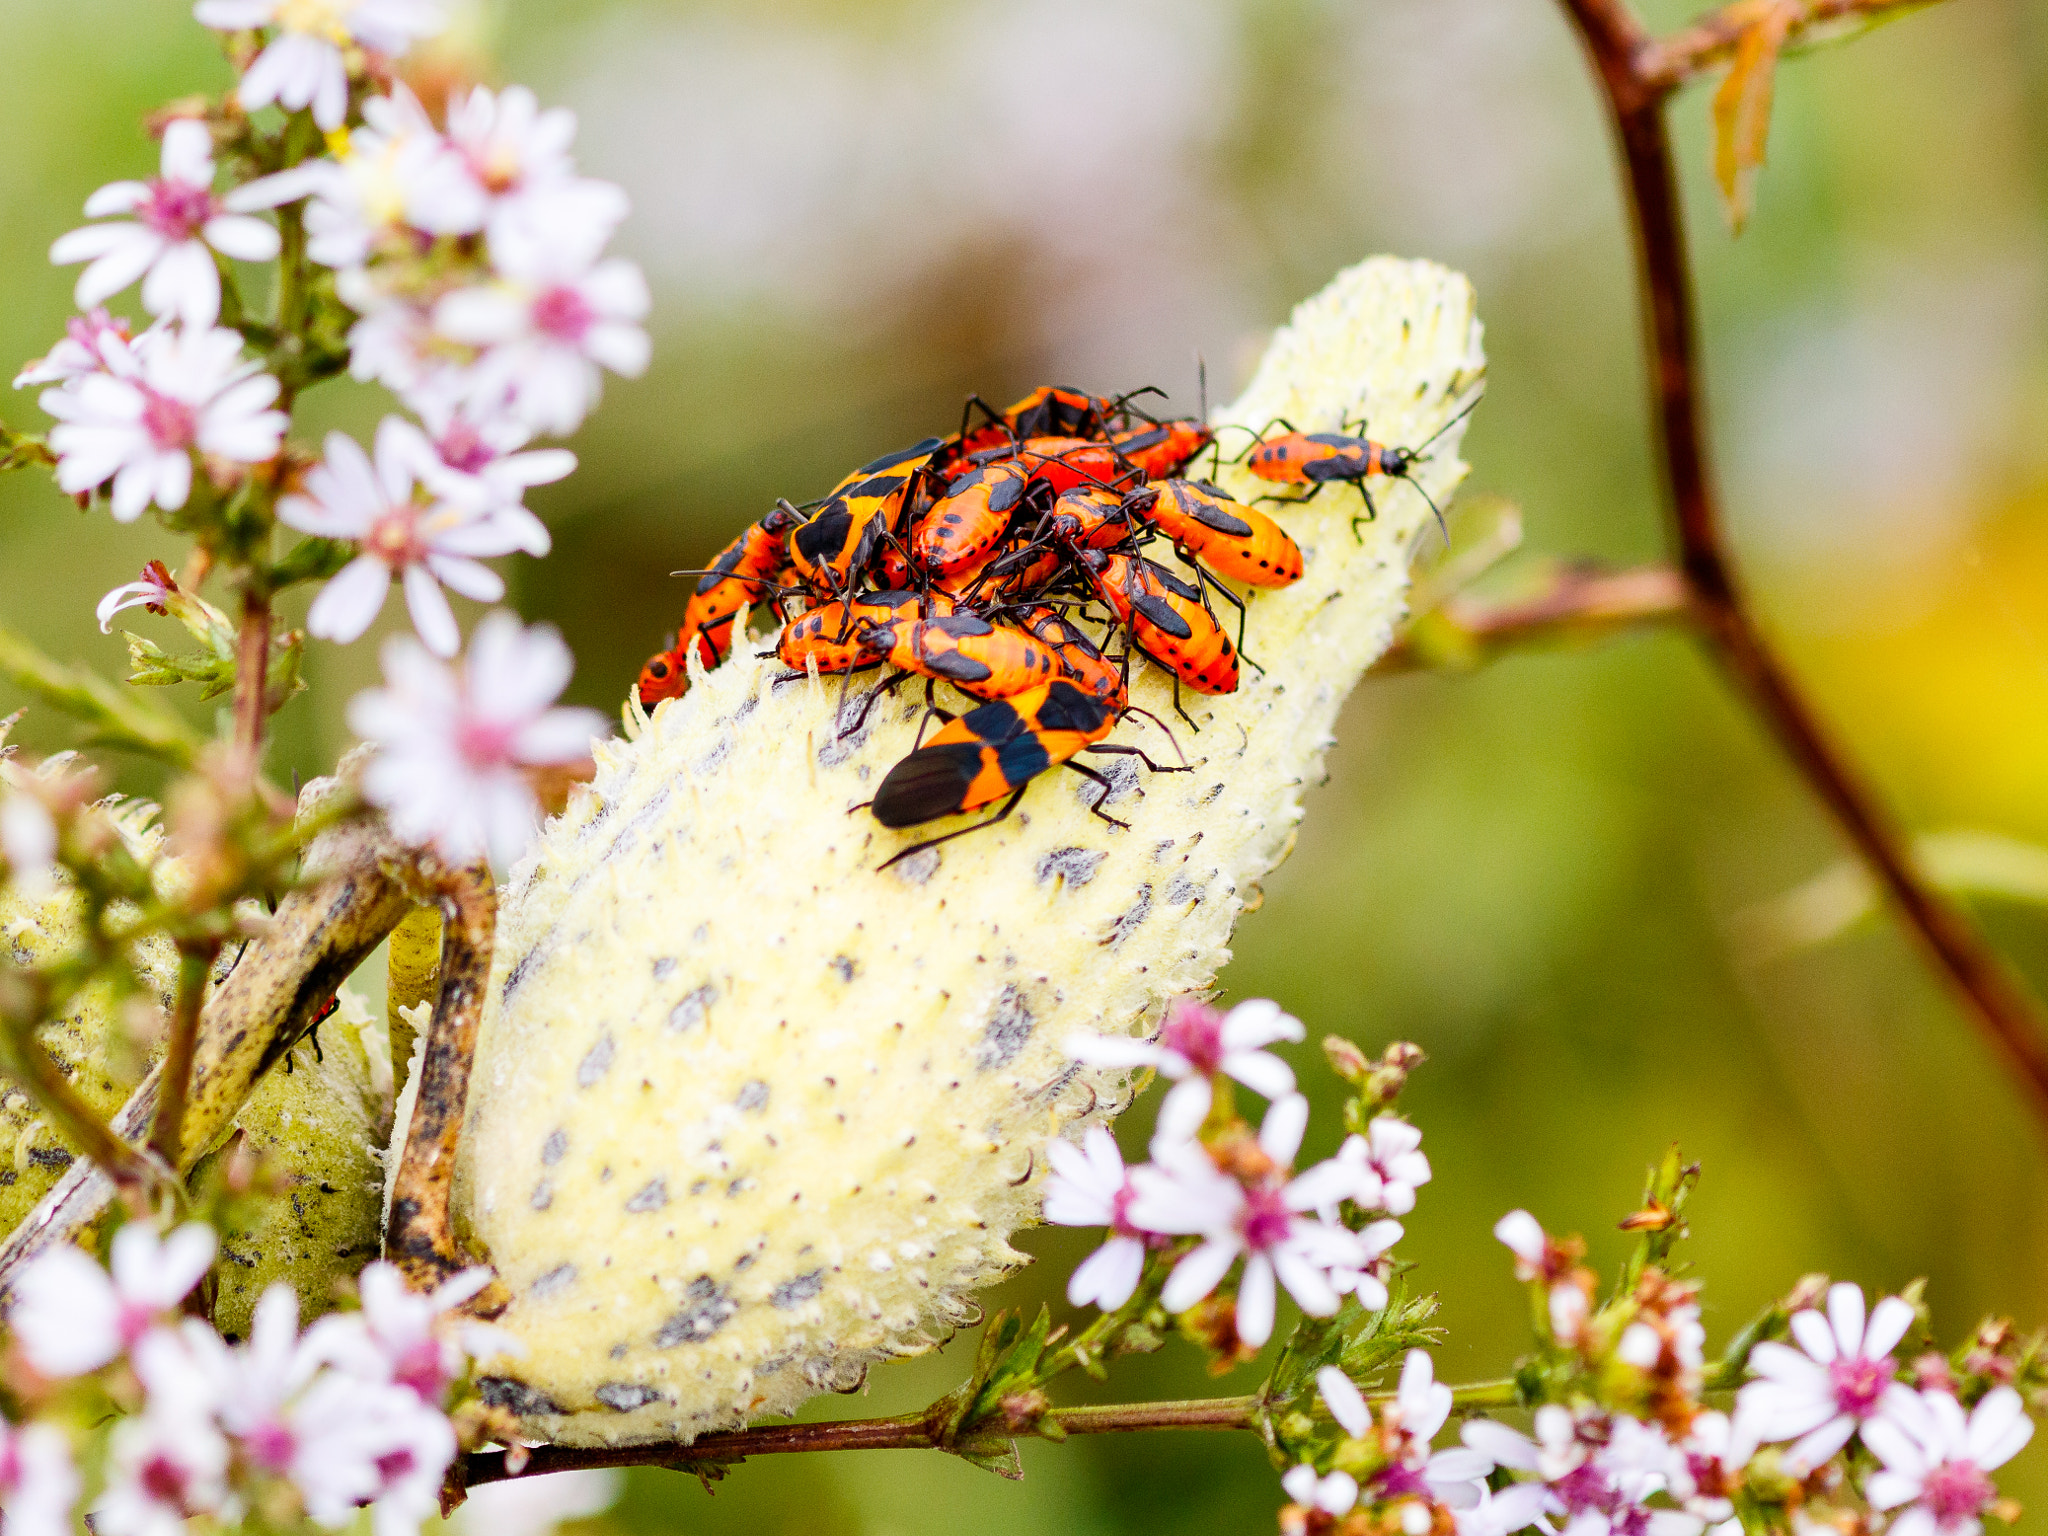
[
  {"xmin": 1108, "ymin": 419, "xmax": 1214, "ymax": 481},
  {"xmin": 864, "ymin": 609, "xmax": 1070, "ymax": 703},
  {"xmin": 636, "ymin": 503, "xmax": 803, "ymax": 708},
  {"xmin": 1080, "ymin": 549, "xmax": 1241, "ymax": 703},
  {"xmin": 1141, "ymin": 479, "xmax": 1302, "ymax": 589},
  {"xmin": 1008, "ymin": 437, "xmax": 1135, "ymax": 497},
  {"xmin": 1236, "ymin": 392, "xmax": 1480, "ymax": 538},
  {"xmin": 867, "ymin": 679, "xmax": 1123, "ymax": 864},
  {"xmin": 1016, "ymin": 603, "xmax": 1126, "ymax": 707},
  {"xmin": 913, "ymin": 460, "xmax": 1041, "ymax": 586},
  {"xmin": 943, "ymin": 385, "xmax": 1135, "ymax": 468},
  {"xmin": 775, "ymin": 590, "xmax": 929, "ymax": 676},
  {"xmin": 788, "ymin": 437, "xmax": 945, "ymax": 596}
]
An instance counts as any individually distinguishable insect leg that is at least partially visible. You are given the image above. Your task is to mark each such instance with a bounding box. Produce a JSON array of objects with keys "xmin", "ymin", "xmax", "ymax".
[{"xmin": 874, "ymin": 785, "xmax": 1029, "ymax": 872}]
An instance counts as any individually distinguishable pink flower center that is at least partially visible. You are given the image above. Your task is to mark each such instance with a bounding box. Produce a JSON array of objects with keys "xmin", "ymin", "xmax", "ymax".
[
  {"xmin": 436, "ymin": 420, "xmax": 498, "ymax": 475},
  {"xmin": 139, "ymin": 1453, "xmax": 190, "ymax": 1508},
  {"xmin": 1159, "ymin": 1000, "xmax": 1225, "ymax": 1075},
  {"xmin": 1371, "ymin": 1464, "xmax": 1431, "ymax": 1502},
  {"xmin": 531, "ymin": 284, "xmax": 595, "ymax": 345},
  {"xmin": 0, "ymin": 1436, "xmax": 22, "ymax": 1495},
  {"xmin": 140, "ymin": 390, "xmax": 197, "ymax": 452},
  {"xmin": 116, "ymin": 1300, "xmax": 157, "ymax": 1349},
  {"xmin": 1240, "ymin": 1184, "xmax": 1293, "ymax": 1252},
  {"xmin": 140, "ymin": 179, "xmax": 216, "ymax": 241},
  {"xmin": 363, "ymin": 506, "xmax": 425, "ymax": 568},
  {"xmin": 374, "ymin": 1447, "xmax": 417, "ymax": 1487},
  {"xmin": 1551, "ymin": 1463, "xmax": 1622, "ymax": 1517},
  {"xmin": 452, "ymin": 716, "xmax": 519, "ymax": 774},
  {"xmin": 391, "ymin": 1336, "xmax": 448, "ymax": 1400},
  {"xmin": 1828, "ymin": 1353, "xmax": 1895, "ymax": 1418},
  {"xmin": 244, "ymin": 1421, "xmax": 296, "ymax": 1473},
  {"xmin": 1923, "ymin": 1461, "xmax": 1996, "ymax": 1527}
]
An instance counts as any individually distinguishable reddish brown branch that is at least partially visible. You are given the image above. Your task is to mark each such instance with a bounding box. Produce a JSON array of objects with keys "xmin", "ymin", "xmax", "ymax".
[
  {"xmin": 231, "ymin": 584, "xmax": 271, "ymax": 780},
  {"xmin": 1375, "ymin": 563, "xmax": 1690, "ymax": 673},
  {"xmin": 462, "ymin": 1396, "xmax": 1263, "ymax": 1487},
  {"xmin": 1558, "ymin": 0, "xmax": 2048, "ymax": 1125},
  {"xmin": 1641, "ymin": 0, "xmax": 1943, "ymax": 95}
]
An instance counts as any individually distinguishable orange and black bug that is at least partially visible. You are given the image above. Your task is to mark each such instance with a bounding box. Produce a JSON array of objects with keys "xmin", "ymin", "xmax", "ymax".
[
  {"xmin": 775, "ymin": 590, "xmax": 930, "ymax": 676},
  {"xmin": 788, "ymin": 436, "xmax": 946, "ymax": 597},
  {"xmin": 1236, "ymin": 393, "xmax": 1480, "ymax": 538},
  {"xmin": 867, "ymin": 679, "xmax": 1125, "ymax": 865},
  {"xmin": 864, "ymin": 609, "xmax": 1071, "ymax": 704},
  {"xmin": 942, "ymin": 386, "xmax": 1135, "ymax": 468},
  {"xmin": 1081, "ymin": 549, "xmax": 1241, "ymax": 712},
  {"xmin": 1017, "ymin": 603, "xmax": 1126, "ymax": 707},
  {"xmin": 637, "ymin": 502, "xmax": 803, "ymax": 708},
  {"xmin": 1108, "ymin": 419, "xmax": 1214, "ymax": 481},
  {"xmin": 1008, "ymin": 437, "xmax": 1136, "ymax": 497},
  {"xmin": 913, "ymin": 460, "xmax": 1041, "ymax": 587},
  {"xmin": 1141, "ymin": 479, "xmax": 1302, "ymax": 589}
]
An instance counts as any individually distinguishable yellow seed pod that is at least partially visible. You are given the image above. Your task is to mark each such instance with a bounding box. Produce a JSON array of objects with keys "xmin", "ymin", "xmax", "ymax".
[{"xmin": 448, "ymin": 255, "xmax": 1484, "ymax": 1445}]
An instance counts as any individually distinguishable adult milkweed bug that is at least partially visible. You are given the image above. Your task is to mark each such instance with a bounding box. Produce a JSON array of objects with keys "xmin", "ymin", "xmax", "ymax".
[
  {"xmin": 866, "ymin": 679, "xmax": 1124, "ymax": 865},
  {"xmin": 788, "ymin": 437, "xmax": 946, "ymax": 597},
  {"xmin": 1140, "ymin": 479, "xmax": 1303, "ymax": 589},
  {"xmin": 1016, "ymin": 603, "xmax": 1126, "ymax": 707},
  {"xmin": 1108, "ymin": 419, "xmax": 1214, "ymax": 481},
  {"xmin": 1236, "ymin": 392, "xmax": 1481, "ymax": 538},
  {"xmin": 636, "ymin": 503, "xmax": 804, "ymax": 709},
  {"xmin": 913, "ymin": 460, "xmax": 1041, "ymax": 586},
  {"xmin": 864, "ymin": 609, "xmax": 1070, "ymax": 704},
  {"xmin": 1080, "ymin": 548, "xmax": 1241, "ymax": 705}
]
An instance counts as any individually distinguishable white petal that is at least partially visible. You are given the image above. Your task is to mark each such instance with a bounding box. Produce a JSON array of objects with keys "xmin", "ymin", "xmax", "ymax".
[
  {"xmin": 307, "ymin": 558, "xmax": 393, "ymax": 644},
  {"xmin": 1826, "ymin": 1283, "xmax": 1867, "ymax": 1358},
  {"xmin": 141, "ymin": 241, "xmax": 221, "ymax": 326},
  {"xmin": 74, "ymin": 234, "xmax": 164, "ymax": 307},
  {"xmin": 1067, "ymin": 1238, "xmax": 1144, "ymax": 1311},
  {"xmin": 202, "ymin": 214, "xmax": 280, "ymax": 262},
  {"xmin": 1222, "ymin": 1047, "xmax": 1296, "ymax": 1100},
  {"xmin": 1315, "ymin": 1365, "xmax": 1369, "ymax": 1438},
  {"xmin": 1159, "ymin": 1239, "xmax": 1238, "ymax": 1313},
  {"xmin": 1258, "ymin": 1093, "xmax": 1308, "ymax": 1166},
  {"xmin": 509, "ymin": 709, "xmax": 603, "ymax": 765},
  {"xmin": 1788, "ymin": 1307, "xmax": 1838, "ymax": 1364},
  {"xmin": 159, "ymin": 120, "xmax": 215, "ymax": 185},
  {"xmin": 402, "ymin": 566, "xmax": 461, "ymax": 657},
  {"xmin": 83, "ymin": 181, "xmax": 149, "ymax": 217},
  {"xmin": 1863, "ymin": 1295, "xmax": 1915, "ymax": 1361},
  {"xmin": 1236, "ymin": 1253, "xmax": 1277, "ymax": 1347},
  {"xmin": 1493, "ymin": 1209, "xmax": 1544, "ymax": 1263}
]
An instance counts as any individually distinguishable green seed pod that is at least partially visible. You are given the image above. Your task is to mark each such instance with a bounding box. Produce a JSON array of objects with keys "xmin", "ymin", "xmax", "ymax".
[{"xmin": 447, "ymin": 256, "xmax": 1484, "ymax": 1445}]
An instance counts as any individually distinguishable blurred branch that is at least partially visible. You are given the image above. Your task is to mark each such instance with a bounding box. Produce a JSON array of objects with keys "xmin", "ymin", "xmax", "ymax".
[
  {"xmin": 0, "ymin": 625, "xmax": 203, "ymax": 769},
  {"xmin": 1558, "ymin": 0, "xmax": 2048, "ymax": 1127},
  {"xmin": 1376, "ymin": 562, "xmax": 1689, "ymax": 673},
  {"xmin": 1641, "ymin": 0, "xmax": 1948, "ymax": 94}
]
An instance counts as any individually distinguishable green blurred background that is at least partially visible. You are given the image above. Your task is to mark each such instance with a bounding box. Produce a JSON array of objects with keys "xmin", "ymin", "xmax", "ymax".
[{"xmin": 6, "ymin": 0, "xmax": 2048, "ymax": 1530}]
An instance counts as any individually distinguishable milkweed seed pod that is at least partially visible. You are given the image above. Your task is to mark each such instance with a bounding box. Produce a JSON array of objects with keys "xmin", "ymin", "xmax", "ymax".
[
  {"xmin": 449, "ymin": 255, "xmax": 1485, "ymax": 1445},
  {"xmin": 0, "ymin": 731, "xmax": 390, "ymax": 1318}
]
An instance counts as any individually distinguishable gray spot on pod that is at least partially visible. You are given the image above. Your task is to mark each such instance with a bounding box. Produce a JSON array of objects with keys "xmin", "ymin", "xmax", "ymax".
[
  {"xmin": 975, "ymin": 984, "xmax": 1035, "ymax": 1071},
  {"xmin": 669, "ymin": 984, "xmax": 716, "ymax": 1032},
  {"xmin": 625, "ymin": 1178, "xmax": 670, "ymax": 1213},
  {"xmin": 596, "ymin": 1383, "xmax": 666, "ymax": 1411},
  {"xmin": 655, "ymin": 1277, "xmax": 739, "ymax": 1346},
  {"xmin": 531, "ymin": 1264, "xmax": 577, "ymax": 1300},
  {"xmin": 772, "ymin": 1269, "xmax": 826, "ymax": 1309},
  {"xmin": 1035, "ymin": 847, "xmax": 1106, "ymax": 890},
  {"xmin": 577, "ymin": 1033, "xmax": 615, "ymax": 1088}
]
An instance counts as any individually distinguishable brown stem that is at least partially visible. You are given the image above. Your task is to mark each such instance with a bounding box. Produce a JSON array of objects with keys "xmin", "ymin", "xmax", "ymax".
[
  {"xmin": 1374, "ymin": 562, "xmax": 1690, "ymax": 673},
  {"xmin": 385, "ymin": 860, "xmax": 508, "ymax": 1310},
  {"xmin": 233, "ymin": 584, "xmax": 271, "ymax": 779},
  {"xmin": 1641, "ymin": 0, "xmax": 1945, "ymax": 95},
  {"xmin": 1558, "ymin": 0, "xmax": 2048, "ymax": 1124},
  {"xmin": 462, "ymin": 1396, "xmax": 1262, "ymax": 1486},
  {"xmin": 148, "ymin": 942, "xmax": 219, "ymax": 1168}
]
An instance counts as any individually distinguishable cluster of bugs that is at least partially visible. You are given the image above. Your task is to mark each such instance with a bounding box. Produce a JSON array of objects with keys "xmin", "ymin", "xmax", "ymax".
[{"xmin": 634, "ymin": 385, "xmax": 1473, "ymax": 864}]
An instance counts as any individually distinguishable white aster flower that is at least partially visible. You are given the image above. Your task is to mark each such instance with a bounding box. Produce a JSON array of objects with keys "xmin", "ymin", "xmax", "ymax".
[
  {"xmin": 1314, "ymin": 1115, "xmax": 1431, "ymax": 1217},
  {"xmin": 1618, "ymin": 1299, "xmax": 1706, "ymax": 1376},
  {"xmin": 309, "ymin": 1261, "xmax": 515, "ymax": 1401},
  {"xmin": 1459, "ymin": 1407, "xmax": 1702, "ymax": 1536},
  {"xmin": 1128, "ymin": 1093, "xmax": 1368, "ymax": 1348},
  {"xmin": 338, "ymin": 275, "xmax": 479, "ymax": 411},
  {"xmin": 1282, "ymin": 1464, "xmax": 1359, "ymax": 1517},
  {"xmin": 441, "ymin": 84, "xmax": 626, "ymax": 256},
  {"xmin": 42, "ymin": 324, "xmax": 285, "ymax": 521},
  {"xmin": 238, "ymin": 88, "xmax": 483, "ymax": 268},
  {"xmin": 410, "ymin": 400, "xmax": 568, "ymax": 550},
  {"xmin": 194, "ymin": 0, "xmax": 447, "ymax": 130},
  {"xmin": 1044, "ymin": 1126, "xmax": 1151, "ymax": 1311},
  {"xmin": 1865, "ymin": 1386, "xmax": 2032, "ymax": 1536},
  {"xmin": 8, "ymin": 1221, "xmax": 216, "ymax": 1377},
  {"xmin": 1322, "ymin": 1353, "xmax": 1490, "ymax": 1518},
  {"xmin": 1669, "ymin": 1409, "xmax": 1759, "ymax": 1526},
  {"xmin": 1736, "ymin": 1281, "xmax": 1914, "ymax": 1471},
  {"xmin": 97, "ymin": 560, "xmax": 180, "ymax": 634},
  {"xmin": 93, "ymin": 1350, "xmax": 230, "ymax": 1536},
  {"xmin": 348, "ymin": 617, "xmax": 604, "ymax": 869},
  {"xmin": 1322, "ymin": 1216, "xmax": 1404, "ymax": 1312},
  {"xmin": 436, "ymin": 237, "xmax": 649, "ymax": 436},
  {"xmin": 13, "ymin": 308, "xmax": 138, "ymax": 388},
  {"xmin": 281, "ymin": 418, "xmax": 541, "ymax": 655},
  {"xmin": 1, "ymin": 790, "xmax": 59, "ymax": 899},
  {"xmin": 0, "ymin": 1424, "xmax": 79, "ymax": 1536},
  {"xmin": 1067, "ymin": 996, "xmax": 1304, "ymax": 1128},
  {"xmin": 50, "ymin": 120, "xmax": 280, "ymax": 327}
]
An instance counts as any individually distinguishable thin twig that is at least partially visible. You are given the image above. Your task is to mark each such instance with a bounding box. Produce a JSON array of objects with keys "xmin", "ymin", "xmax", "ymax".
[
  {"xmin": 232, "ymin": 584, "xmax": 271, "ymax": 779},
  {"xmin": 0, "ymin": 624, "xmax": 201, "ymax": 769},
  {"xmin": 1640, "ymin": 0, "xmax": 1945, "ymax": 95},
  {"xmin": 148, "ymin": 941, "xmax": 220, "ymax": 1168},
  {"xmin": 1557, "ymin": 0, "xmax": 2048, "ymax": 1126},
  {"xmin": 1374, "ymin": 563, "xmax": 1690, "ymax": 673}
]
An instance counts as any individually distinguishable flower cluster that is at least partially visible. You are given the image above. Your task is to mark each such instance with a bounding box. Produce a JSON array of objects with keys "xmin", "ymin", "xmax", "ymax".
[
  {"xmin": 1053, "ymin": 998, "xmax": 1429, "ymax": 1350},
  {"xmin": 3, "ymin": 1223, "xmax": 509, "ymax": 1536},
  {"xmin": 13, "ymin": 0, "xmax": 625, "ymax": 868},
  {"xmin": 1271, "ymin": 1190, "xmax": 2039, "ymax": 1536}
]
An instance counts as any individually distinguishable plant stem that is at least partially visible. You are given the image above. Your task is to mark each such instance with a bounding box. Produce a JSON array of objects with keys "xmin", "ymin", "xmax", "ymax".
[
  {"xmin": 0, "ymin": 625, "xmax": 201, "ymax": 769},
  {"xmin": 1640, "ymin": 0, "xmax": 1945, "ymax": 93},
  {"xmin": 232, "ymin": 584, "xmax": 271, "ymax": 780},
  {"xmin": 148, "ymin": 942, "xmax": 218, "ymax": 1168},
  {"xmin": 1374, "ymin": 562, "xmax": 1689, "ymax": 673},
  {"xmin": 1556, "ymin": 0, "xmax": 2048, "ymax": 1128}
]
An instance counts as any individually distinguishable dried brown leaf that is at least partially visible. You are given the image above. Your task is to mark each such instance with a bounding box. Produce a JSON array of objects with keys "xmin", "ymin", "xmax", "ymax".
[{"xmin": 1711, "ymin": 0, "xmax": 1799, "ymax": 233}]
